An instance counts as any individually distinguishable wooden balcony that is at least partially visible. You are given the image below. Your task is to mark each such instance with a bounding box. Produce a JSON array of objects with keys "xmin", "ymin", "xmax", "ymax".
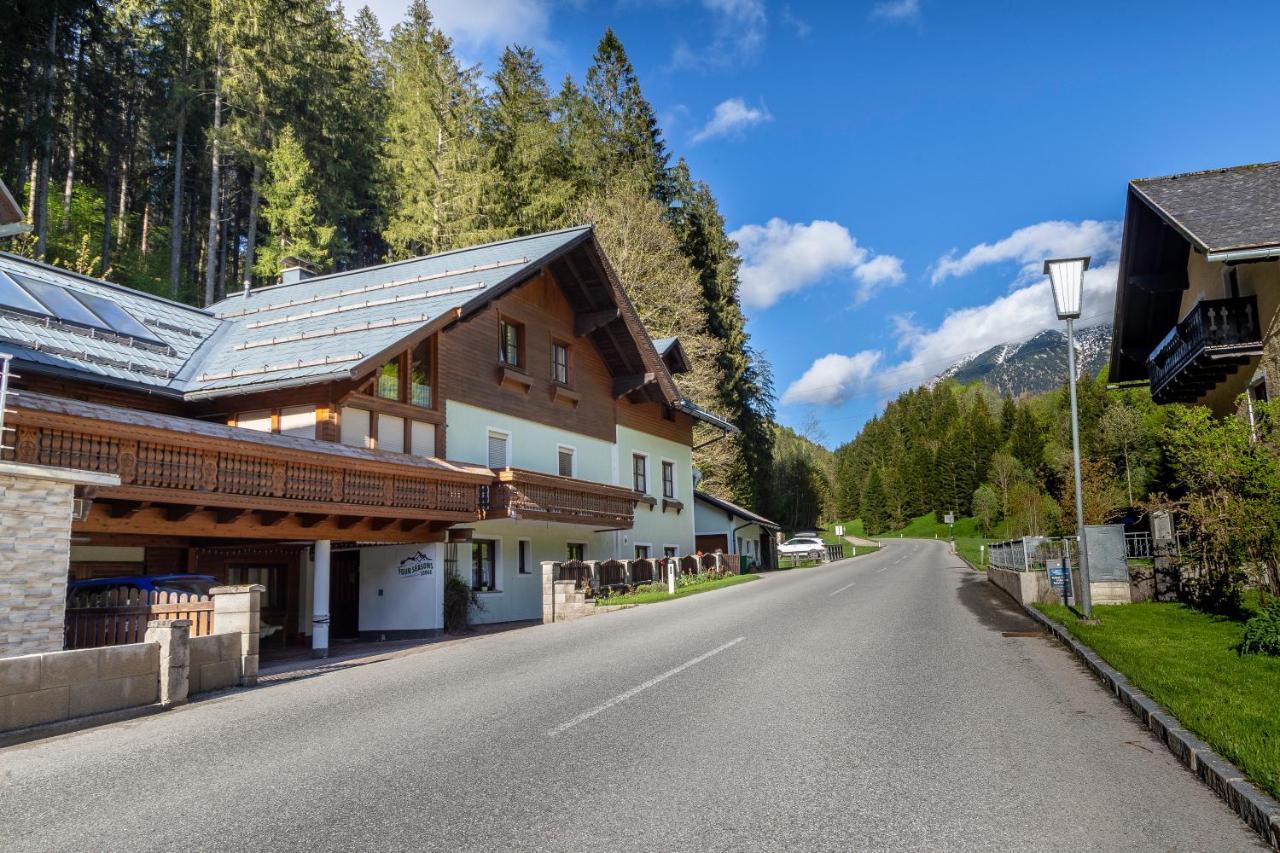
[
  {"xmin": 4, "ymin": 393, "xmax": 491, "ymax": 542},
  {"xmin": 1147, "ymin": 296, "xmax": 1264, "ymax": 404},
  {"xmin": 487, "ymin": 468, "xmax": 638, "ymax": 528}
]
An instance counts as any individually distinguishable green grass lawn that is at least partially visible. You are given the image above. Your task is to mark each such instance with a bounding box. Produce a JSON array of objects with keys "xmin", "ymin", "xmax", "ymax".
[
  {"xmin": 595, "ymin": 573, "xmax": 759, "ymax": 605},
  {"xmin": 1036, "ymin": 600, "xmax": 1280, "ymax": 800},
  {"xmin": 954, "ymin": 537, "xmax": 990, "ymax": 568}
]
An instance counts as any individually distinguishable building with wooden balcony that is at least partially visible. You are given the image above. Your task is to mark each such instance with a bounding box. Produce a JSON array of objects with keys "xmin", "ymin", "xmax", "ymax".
[
  {"xmin": 0, "ymin": 225, "xmax": 735, "ymax": 656},
  {"xmin": 1110, "ymin": 162, "xmax": 1280, "ymax": 412}
]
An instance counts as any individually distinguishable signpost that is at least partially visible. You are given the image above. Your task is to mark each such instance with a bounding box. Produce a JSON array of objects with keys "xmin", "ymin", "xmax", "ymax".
[
  {"xmin": 943, "ymin": 511, "xmax": 955, "ymax": 542},
  {"xmin": 1046, "ymin": 557, "xmax": 1072, "ymax": 604}
]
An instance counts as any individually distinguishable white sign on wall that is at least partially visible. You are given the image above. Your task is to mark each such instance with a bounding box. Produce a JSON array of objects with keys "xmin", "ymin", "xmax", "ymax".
[{"xmin": 396, "ymin": 550, "xmax": 435, "ymax": 578}]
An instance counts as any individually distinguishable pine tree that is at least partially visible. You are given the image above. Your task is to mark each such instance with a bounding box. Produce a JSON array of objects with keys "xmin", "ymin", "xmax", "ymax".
[
  {"xmin": 486, "ymin": 46, "xmax": 575, "ymax": 236},
  {"xmin": 381, "ymin": 1, "xmax": 499, "ymax": 257},
  {"xmin": 254, "ymin": 124, "xmax": 334, "ymax": 277},
  {"xmin": 861, "ymin": 468, "xmax": 888, "ymax": 535},
  {"xmin": 581, "ymin": 29, "xmax": 669, "ymax": 197}
]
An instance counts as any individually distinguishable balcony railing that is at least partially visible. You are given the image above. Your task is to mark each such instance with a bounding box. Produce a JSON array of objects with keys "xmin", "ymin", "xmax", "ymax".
[
  {"xmin": 3, "ymin": 393, "xmax": 487, "ymax": 523},
  {"xmin": 488, "ymin": 468, "xmax": 638, "ymax": 528},
  {"xmin": 1147, "ymin": 296, "xmax": 1263, "ymax": 404}
]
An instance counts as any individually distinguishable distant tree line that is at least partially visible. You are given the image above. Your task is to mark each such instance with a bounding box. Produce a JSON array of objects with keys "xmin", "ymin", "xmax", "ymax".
[{"xmin": 0, "ymin": 0, "xmax": 775, "ymax": 509}]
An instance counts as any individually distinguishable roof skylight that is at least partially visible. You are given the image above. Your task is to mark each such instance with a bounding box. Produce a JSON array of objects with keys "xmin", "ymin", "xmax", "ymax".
[{"xmin": 0, "ymin": 270, "xmax": 52, "ymax": 317}]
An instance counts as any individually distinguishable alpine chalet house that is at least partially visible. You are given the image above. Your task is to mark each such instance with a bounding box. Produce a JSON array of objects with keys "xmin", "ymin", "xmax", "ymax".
[
  {"xmin": 1110, "ymin": 162, "xmax": 1280, "ymax": 412},
  {"xmin": 0, "ymin": 226, "xmax": 734, "ymax": 655}
]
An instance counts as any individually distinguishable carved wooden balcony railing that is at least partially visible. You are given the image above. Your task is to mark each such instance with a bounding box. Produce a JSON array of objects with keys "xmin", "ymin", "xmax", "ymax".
[
  {"xmin": 1147, "ymin": 296, "xmax": 1264, "ymax": 404},
  {"xmin": 488, "ymin": 468, "xmax": 638, "ymax": 528},
  {"xmin": 3, "ymin": 393, "xmax": 489, "ymax": 526}
]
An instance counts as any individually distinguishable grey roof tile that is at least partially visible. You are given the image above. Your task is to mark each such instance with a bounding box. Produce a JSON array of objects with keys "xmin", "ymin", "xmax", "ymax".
[{"xmin": 1131, "ymin": 162, "xmax": 1280, "ymax": 253}]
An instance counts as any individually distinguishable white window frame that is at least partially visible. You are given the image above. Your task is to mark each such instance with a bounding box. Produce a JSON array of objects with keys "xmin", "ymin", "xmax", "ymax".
[
  {"xmin": 633, "ymin": 542, "xmax": 653, "ymax": 560},
  {"xmin": 486, "ymin": 427, "xmax": 512, "ymax": 470},
  {"xmin": 662, "ymin": 545, "xmax": 679, "ymax": 559},
  {"xmin": 556, "ymin": 443, "xmax": 577, "ymax": 478},
  {"xmin": 516, "ymin": 538, "xmax": 533, "ymax": 575},
  {"xmin": 660, "ymin": 458, "xmax": 677, "ymax": 500},
  {"xmin": 632, "ymin": 452, "xmax": 649, "ymax": 494},
  {"xmin": 566, "ymin": 541, "xmax": 587, "ymax": 561}
]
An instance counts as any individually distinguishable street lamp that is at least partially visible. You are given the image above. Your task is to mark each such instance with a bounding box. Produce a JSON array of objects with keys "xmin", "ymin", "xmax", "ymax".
[{"xmin": 1044, "ymin": 256, "xmax": 1094, "ymax": 618}]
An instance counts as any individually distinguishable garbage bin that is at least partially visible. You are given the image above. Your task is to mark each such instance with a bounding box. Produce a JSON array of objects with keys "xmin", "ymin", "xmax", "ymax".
[{"xmin": 739, "ymin": 554, "xmax": 750, "ymax": 575}]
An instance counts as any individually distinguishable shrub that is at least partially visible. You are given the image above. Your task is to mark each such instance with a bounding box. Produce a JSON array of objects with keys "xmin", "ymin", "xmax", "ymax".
[
  {"xmin": 443, "ymin": 569, "xmax": 481, "ymax": 633},
  {"xmin": 1180, "ymin": 568, "xmax": 1246, "ymax": 619},
  {"xmin": 1240, "ymin": 599, "xmax": 1280, "ymax": 657}
]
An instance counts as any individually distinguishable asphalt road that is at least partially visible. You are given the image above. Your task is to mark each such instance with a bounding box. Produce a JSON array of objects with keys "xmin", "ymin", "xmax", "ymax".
[{"xmin": 0, "ymin": 540, "xmax": 1264, "ymax": 851}]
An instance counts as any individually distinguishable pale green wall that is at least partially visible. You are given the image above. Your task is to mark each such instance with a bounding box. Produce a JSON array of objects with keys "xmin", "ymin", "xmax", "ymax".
[
  {"xmin": 615, "ymin": 425, "xmax": 695, "ymax": 557},
  {"xmin": 444, "ymin": 399, "xmax": 613, "ymax": 480}
]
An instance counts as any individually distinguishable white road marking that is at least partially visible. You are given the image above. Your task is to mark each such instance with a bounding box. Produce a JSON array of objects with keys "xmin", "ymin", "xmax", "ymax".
[
  {"xmin": 829, "ymin": 582, "xmax": 856, "ymax": 596},
  {"xmin": 546, "ymin": 637, "xmax": 746, "ymax": 737}
]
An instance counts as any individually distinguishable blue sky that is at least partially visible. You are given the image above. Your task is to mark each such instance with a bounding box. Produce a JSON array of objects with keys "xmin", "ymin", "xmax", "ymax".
[{"xmin": 361, "ymin": 0, "xmax": 1280, "ymax": 446}]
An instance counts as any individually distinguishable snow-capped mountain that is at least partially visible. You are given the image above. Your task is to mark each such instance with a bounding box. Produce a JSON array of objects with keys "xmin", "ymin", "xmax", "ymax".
[{"xmin": 934, "ymin": 324, "xmax": 1112, "ymax": 397}]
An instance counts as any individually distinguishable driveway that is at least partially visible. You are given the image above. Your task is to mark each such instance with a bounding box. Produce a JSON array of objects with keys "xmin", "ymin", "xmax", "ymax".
[{"xmin": 0, "ymin": 539, "xmax": 1262, "ymax": 851}]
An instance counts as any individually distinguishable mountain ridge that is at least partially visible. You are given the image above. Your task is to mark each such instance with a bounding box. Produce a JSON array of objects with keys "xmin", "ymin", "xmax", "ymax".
[{"xmin": 933, "ymin": 323, "xmax": 1112, "ymax": 397}]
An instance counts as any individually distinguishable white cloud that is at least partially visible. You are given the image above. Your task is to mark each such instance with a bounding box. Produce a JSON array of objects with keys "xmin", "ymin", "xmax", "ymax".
[
  {"xmin": 870, "ymin": 0, "xmax": 921, "ymax": 23},
  {"xmin": 692, "ymin": 98, "xmax": 772, "ymax": 143},
  {"xmin": 781, "ymin": 218, "xmax": 1123, "ymax": 407},
  {"xmin": 931, "ymin": 219, "xmax": 1121, "ymax": 284},
  {"xmin": 421, "ymin": 0, "xmax": 552, "ymax": 49},
  {"xmin": 731, "ymin": 218, "xmax": 905, "ymax": 310},
  {"xmin": 672, "ymin": 0, "xmax": 767, "ymax": 70},
  {"xmin": 782, "ymin": 352, "xmax": 883, "ymax": 405},
  {"xmin": 853, "ymin": 254, "xmax": 906, "ymax": 304}
]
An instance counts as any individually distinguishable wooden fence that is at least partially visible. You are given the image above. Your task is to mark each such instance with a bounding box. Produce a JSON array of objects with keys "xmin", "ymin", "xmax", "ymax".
[{"xmin": 64, "ymin": 588, "xmax": 215, "ymax": 649}]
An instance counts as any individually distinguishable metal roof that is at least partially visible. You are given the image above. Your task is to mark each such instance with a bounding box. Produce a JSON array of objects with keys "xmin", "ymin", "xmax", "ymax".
[
  {"xmin": 694, "ymin": 489, "xmax": 779, "ymax": 529},
  {"xmin": 0, "ymin": 228, "xmax": 592, "ymax": 398},
  {"xmin": 1131, "ymin": 162, "xmax": 1280, "ymax": 256}
]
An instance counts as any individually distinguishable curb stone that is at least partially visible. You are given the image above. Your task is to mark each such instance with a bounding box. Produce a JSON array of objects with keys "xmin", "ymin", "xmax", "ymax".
[{"xmin": 1021, "ymin": 603, "xmax": 1280, "ymax": 850}]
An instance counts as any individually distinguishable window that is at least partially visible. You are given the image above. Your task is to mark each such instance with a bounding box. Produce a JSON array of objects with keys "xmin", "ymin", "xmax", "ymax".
[
  {"xmin": 551, "ymin": 341, "xmax": 570, "ymax": 385},
  {"xmin": 664, "ymin": 546, "xmax": 678, "ymax": 559},
  {"xmin": 377, "ymin": 358, "xmax": 400, "ymax": 400},
  {"xmin": 518, "ymin": 540, "xmax": 531, "ymax": 574},
  {"xmin": 662, "ymin": 461, "xmax": 676, "ymax": 499},
  {"xmin": 632, "ymin": 453, "xmax": 648, "ymax": 493},
  {"xmin": 377, "ymin": 414, "xmax": 405, "ymax": 453},
  {"xmin": 736, "ymin": 536, "xmax": 744, "ymax": 554},
  {"xmin": 558, "ymin": 446, "xmax": 575, "ymax": 478},
  {"xmin": 499, "ymin": 319, "xmax": 523, "ymax": 367},
  {"xmin": 472, "ymin": 539, "xmax": 497, "ymax": 591},
  {"xmin": 411, "ymin": 421, "xmax": 435, "ymax": 457},
  {"xmin": 279, "ymin": 406, "xmax": 316, "ymax": 439},
  {"xmin": 236, "ymin": 410, "xmax": 272, "ymax": 432},
  {"xmin": 634, "ymin": 544, "xmax": 651, "ymax": 559},
  {"xmin": 410, "ymin": 340, "xmax": 432, "ymax": 407},
  {"xmin": 339, "ymin": 407, "xmax": 371, "ymax": 448},
  {"xmin": 567, "ymin": 542, "xmax": 585, "ymax": 561},
  {"xmin": 487, "ymin": 430, "xmax": 510, "ymax": 469}
]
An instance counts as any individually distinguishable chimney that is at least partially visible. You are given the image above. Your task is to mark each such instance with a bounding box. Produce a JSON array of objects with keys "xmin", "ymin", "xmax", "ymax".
[{"xmin": 279, "ymin": 256, "xmax": 319, "ymax": 285}]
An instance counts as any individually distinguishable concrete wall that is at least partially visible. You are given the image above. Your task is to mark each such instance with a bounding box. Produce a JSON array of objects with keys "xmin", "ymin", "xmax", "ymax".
[
  {"xmin": 358, "ymin": 543, "xmax": 443, "ymax": 636},
  {"xmin": 987, "ymin": 567, "xmax": 1058, "ymax": 606},
  {"xmin": 187, "ymin": 633, "xmax": 243, "ymax": 695},
  {"xmin": 445, "ymin": 399, "xmax": 614, "ymax": 481},
  {"xmin": 616, "ymin": 425, "xmax": 695, "ymax": 556},
  {"xmin": 0, "ymin": 643, "xmax": 158, "ymax": 731}
]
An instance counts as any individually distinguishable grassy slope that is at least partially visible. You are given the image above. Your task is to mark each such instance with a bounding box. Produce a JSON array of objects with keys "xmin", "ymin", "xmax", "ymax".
[
  {"xmin": 837, "ymin": 513, "xmax": 994, "ymax": 567},
  {"xmin": 1037, "ymin": 600, "xmax": 1280, "ymax": 800},
  {"xmin": 596, "ymin": 573, "xmax": 758, "ymax": 605}
]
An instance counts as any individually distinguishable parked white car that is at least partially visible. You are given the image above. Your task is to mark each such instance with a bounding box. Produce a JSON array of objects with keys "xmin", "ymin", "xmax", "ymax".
[{"xmin": 778, "ymin": 536, "xmax": 827, "ymax": 561}]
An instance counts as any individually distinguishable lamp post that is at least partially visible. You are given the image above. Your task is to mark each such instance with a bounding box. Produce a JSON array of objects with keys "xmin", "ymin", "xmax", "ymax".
[{"xmin": 1044, "ymin": 257, "xmax": 1093, "ymax": 618}]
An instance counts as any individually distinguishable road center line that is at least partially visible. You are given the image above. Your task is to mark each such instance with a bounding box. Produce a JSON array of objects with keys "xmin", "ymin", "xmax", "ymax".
[
  {"xmin": 829, "ymin": 581, "xmax": 856, "ymax": 596},
  {"xmin": 546, "ymin": 637, "xmax": 746, "ymax": 737}
]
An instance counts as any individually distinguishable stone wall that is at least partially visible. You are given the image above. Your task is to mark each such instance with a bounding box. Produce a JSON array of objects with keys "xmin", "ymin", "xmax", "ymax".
[
  {"xmin": 0, "ymin": 472, "xmax": 74, "ymax": 657},
  {"xmin": 0, "ymin": 643, "xmax": 159, "ymax": 731},
  {"xmin": 0, "ymin": 461, "xmax": 119, "ymax": 659},
  {"xmin": 188, "ymin": 633, "xmax": 243, "ymax": 695}
]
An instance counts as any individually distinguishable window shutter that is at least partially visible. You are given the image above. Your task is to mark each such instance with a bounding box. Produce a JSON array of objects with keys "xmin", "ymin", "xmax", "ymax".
[
  {"xmin": 558, "ymin": 448, "xmax": 574, "ymax": 477},
  {"xmin": 487, "ymin": 433, "xmax": 508, "ymax": 469}
]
